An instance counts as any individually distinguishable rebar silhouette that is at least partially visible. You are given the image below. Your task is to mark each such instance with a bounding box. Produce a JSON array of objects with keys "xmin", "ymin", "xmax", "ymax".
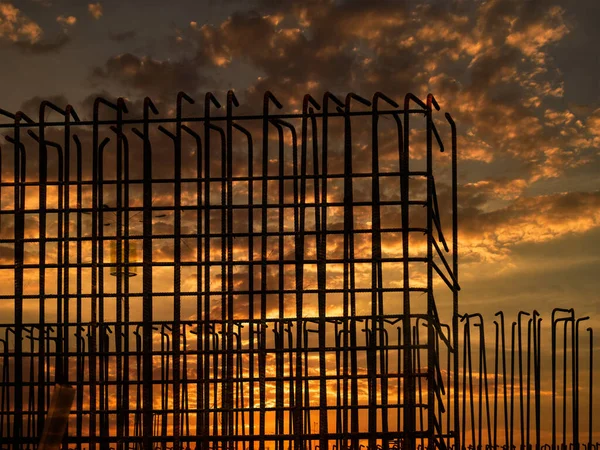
[{"xmin": 0, "ymin": 92, "xmax": 594, "ymax": 450}]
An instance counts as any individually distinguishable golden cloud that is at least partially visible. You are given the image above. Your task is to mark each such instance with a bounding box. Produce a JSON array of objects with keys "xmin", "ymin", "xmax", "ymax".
[
  {"xmin": 88, "ymin": 2, "xmax": 103, "ymax": 20},
  {"xmin": 0, "ymin": 2, "xmax": 42, "ymax": 43},
  {"xmin": 56, "ymin": 15, "xmax": 77, "ymax": 27},
  {"xmin": 461, "ymin": 190, "xmax": 600, "ymax": 263},
  {"xmin": 505, "ymin": 6, "xmax": 569, "ymax": 65}
]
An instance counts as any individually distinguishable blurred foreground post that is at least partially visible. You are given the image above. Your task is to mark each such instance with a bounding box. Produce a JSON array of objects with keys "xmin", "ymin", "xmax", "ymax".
[{"xmin": 38, "ymin": 384, "xmax": 75, "ymax": 450}]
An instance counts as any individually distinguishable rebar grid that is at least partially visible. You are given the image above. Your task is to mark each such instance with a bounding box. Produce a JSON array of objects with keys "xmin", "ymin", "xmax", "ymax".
[
  {"xmin": 0, "ymin": 91, "xmax": 592, "ymax": 450},
  {"xmin": 0, "ymin": 91, "xmax": 457, "ymax": 450}
]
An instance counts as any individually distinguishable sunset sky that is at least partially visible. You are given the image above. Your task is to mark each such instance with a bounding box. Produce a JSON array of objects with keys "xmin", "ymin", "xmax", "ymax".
[
  {"xmin": 0, "ymin": 0, "xmax": 599, "ymax": 444},
  {"xmin": 1, "ymin": 0, "xmax": 598, "ymax": 327}
]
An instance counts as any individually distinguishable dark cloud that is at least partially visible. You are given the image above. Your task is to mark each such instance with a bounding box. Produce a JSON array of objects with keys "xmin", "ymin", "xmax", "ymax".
[
  {"xmin": 14, "ymin": 32, "xmax": 71, "ymax": 54},
  {"xmin": 90, "ymin": 53, "xmax": 209, "ymax": 102},
  {"xmin": 19, "ymin": 94, "xmax": 70, "ymax": 117},
  {"xmin": 109, "ymin": 30, "xmax": 137, "ymax": 42}
]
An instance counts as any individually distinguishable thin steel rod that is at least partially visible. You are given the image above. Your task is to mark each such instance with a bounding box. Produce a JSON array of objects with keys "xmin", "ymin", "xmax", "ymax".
[{"xmin": 0, "ymin": 108, "xmax": 426, "ymax": 129}]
